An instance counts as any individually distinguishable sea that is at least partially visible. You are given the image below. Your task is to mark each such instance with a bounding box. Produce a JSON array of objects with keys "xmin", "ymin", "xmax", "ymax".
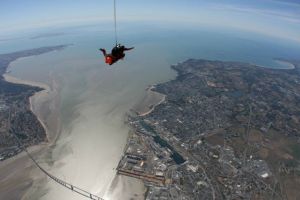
[{"xmin": 1, "ymin": 21, "xmax": 300, "ymax": 200}]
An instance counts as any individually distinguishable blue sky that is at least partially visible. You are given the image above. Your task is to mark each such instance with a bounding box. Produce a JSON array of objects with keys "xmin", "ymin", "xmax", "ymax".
[{"xmin": 1, "ymin": 0, "xmax": 299, "ymax": 42}]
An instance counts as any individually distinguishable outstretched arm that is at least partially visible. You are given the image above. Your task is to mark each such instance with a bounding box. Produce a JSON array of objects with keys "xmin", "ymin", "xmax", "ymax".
[{"xmin": 124, "ymin": 47, "xmax": 134, "ymax": 51}]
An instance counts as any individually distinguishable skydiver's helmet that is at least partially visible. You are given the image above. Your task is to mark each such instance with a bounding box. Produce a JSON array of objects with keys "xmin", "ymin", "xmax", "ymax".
[{"xmin": 117, "ymin": 44, "xmax": 121, "ymax": 48}]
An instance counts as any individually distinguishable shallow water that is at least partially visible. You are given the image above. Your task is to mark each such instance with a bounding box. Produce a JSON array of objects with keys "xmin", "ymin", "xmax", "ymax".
[{"xmin": 3, "ymin": 22, "xmax": 300, "ymax": 199}]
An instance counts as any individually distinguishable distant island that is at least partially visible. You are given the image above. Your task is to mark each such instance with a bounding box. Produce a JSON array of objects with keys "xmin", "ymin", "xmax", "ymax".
[
  {"xmin": 30, "ymin": 32, "xmax": 65, "ymax": 40},
  {"xmin": 118, "ymin": 59, "xmax": 300, "ymax": 199},
  {"xmin": 0, "ymin": 45, "xmax": 68, "ymax": 161}
]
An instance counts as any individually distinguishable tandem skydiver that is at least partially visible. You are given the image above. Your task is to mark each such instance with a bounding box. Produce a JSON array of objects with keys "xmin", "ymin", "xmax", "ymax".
[{"xmin": 99, "ymin": 44, "xmax": 134, "ymax": 65}]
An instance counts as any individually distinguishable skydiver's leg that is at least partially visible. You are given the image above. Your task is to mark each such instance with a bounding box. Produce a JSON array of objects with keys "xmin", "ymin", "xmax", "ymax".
[{"xmin": 99, "ymin": 48, "xmax": 107, "ymax": 56}]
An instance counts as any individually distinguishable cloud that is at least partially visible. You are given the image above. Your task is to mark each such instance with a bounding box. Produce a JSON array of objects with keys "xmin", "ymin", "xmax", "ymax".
[
  {"xmin": 212, "ymin": 3, "xmax": 300, "ymax": 23},
  {"xmin": 271, "ymin": 0, "xmax": 300, "ymax": 6}
]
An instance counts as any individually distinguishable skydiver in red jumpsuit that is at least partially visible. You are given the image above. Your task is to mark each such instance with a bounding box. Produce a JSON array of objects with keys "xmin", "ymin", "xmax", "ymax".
[{"xmin": 99, "ymin": 44, "xmax": 134, "ymax": 65}]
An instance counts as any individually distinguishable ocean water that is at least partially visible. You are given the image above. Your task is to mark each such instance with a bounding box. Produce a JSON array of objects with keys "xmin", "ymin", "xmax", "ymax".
[{"xmin": 2, "ymin": 22, "xmax": 300, "ymax": 200}]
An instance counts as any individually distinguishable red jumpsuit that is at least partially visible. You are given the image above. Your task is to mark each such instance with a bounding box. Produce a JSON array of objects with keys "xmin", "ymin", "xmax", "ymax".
[{"xmin": 99, "ymin": 45, "xmax": 134, "ymax": 65}]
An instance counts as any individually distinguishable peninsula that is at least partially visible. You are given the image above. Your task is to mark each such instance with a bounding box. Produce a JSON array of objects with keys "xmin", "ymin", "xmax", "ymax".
[
  {"xmin": 119, "ymin": 59, "xmax": 300, "ymax": 200},
  {"xmin": 0, "ymin": 45, "xmax": 68, "ymax": 161}
]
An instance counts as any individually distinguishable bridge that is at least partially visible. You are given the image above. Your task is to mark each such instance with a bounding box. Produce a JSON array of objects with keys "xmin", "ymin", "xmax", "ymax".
[
  {"xmin": 9, "ymin": 109, "xmax": 104, "ymax": 200},
  {"xmin": 13, "ymin": 133, "xmax": 104, "ymax": 200}
]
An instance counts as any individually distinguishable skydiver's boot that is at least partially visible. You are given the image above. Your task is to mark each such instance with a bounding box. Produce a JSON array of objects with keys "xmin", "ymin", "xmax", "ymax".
[{"xmin": 99, "ymin": 48, "xmax": 107, "ymax": 56}]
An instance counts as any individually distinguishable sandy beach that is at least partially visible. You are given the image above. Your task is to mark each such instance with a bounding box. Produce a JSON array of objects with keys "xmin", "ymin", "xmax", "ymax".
[
  {"xmin": 133, "ymin": 85, "xmax": 166, "ymax": 117},
  {"xmin": 0, "ymin": 72, "xmax": 61, "ymax": 200},
  {"xmin": 273, "ymin": 59, "xmax": 296, "ymax": 69},
  {"xmin": 3, "ymin": 73, "xmax": 61, "ymax": 144}
]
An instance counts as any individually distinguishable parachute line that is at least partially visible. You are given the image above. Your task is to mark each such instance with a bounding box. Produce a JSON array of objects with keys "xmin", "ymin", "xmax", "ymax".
[{"xmin": 113, "ymin": 0, "xmax": 118, "ymax": 45}]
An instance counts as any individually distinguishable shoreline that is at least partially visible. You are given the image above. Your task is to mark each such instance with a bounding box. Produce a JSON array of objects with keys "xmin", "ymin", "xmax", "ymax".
[
  {"xmin": 4, "ymin": 72, "xmax": 62, "ymax": 144},
  {"xmin": 138, "ymin": 94, "xmax": 165, "ymax": 117},
  {"xmin": 133, "ymin": 85, "xmax": 166, "ymax": 117},
  {"xmin": 273, "ymin": 59, "xmax": 296, "ymax": 69},
  {"xmin": 0, "ymin": 72, "xmax": 61, "ymax": 199},
  {"xmin": 3, "ymin": 74, "xmax": 51, "ymax": 141},
  {"xmin": 110, "ymin": 86, "xmax": 166, "ymax": 199}
]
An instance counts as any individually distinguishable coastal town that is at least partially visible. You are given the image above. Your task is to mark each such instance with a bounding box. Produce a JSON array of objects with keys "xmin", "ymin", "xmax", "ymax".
[{"xmin": 117, "ymin": 59, "xmax": 300, "ymax": 199}]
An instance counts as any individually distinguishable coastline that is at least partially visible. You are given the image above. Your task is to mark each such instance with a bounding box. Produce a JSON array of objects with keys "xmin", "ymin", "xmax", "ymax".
[
  {"xmin": 133, "ymin": 85, "xmax": 166, "ymax": 117},
  {"xmin": 0, "ymin": 72, "xmax": 61, "ymax": 199},
  {"xmin": 273, "ymin": 59, "xmax": 296, "ymax": 69},
  {"xmin": 3, "ymin": 74, "xmax": 50, "ymax": 140},
  {"xmin": 109, "ymin": 86, "xmax": 166, "ymax": 199},
  {"xmin": 3, "ymin": 73, "xmax": 61, "ymax": 143},
  {"xmin": 139, "ymin": 95, "xmax": 165, "ymax": 117},
  {"xmin": 106, "ymin": 130, "xmax": 146, "ymax": 200},
  {"xmin": 3, "ymin": 73, "xmax": 50, "ymax": 91}
]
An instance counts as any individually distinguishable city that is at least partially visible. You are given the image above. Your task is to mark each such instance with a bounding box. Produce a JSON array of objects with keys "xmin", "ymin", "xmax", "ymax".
[{"xmin": 117, "ymin": 59, "xmax": 300, "ymax": 199}]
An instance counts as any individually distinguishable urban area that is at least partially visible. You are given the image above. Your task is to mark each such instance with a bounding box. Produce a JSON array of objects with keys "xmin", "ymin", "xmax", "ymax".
[{"xmin": 117, "ymin": 59, "xmax": 300, "ymax": 200}]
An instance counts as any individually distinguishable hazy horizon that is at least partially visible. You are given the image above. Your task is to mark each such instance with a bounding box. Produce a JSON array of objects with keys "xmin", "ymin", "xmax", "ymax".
[{"xmin": 1, "ymin": 0, "xmax": 300, "ymax": 43}]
